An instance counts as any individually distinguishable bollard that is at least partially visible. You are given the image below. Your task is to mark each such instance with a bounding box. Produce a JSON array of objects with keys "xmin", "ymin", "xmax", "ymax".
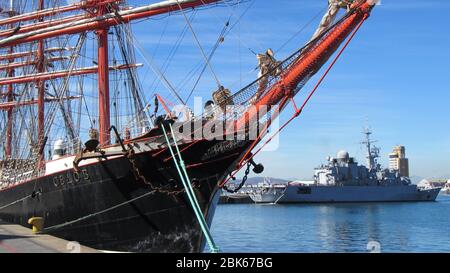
[{"xmin": 28, "ymin": 217, "xmax": 44, "ymax": 233}]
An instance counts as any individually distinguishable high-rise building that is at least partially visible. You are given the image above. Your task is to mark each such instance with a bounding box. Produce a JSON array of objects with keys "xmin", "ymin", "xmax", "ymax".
[{"xmin": 389, "ymin": 146, "xmax": 409, "ymax": 177}]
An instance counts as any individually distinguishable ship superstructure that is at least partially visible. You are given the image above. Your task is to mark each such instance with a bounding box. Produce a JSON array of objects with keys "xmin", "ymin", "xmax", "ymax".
[
  {"xmin": 313, "ymin": 129, "xmax": 410, "ymax": 187},
  {"xmin": 250, "ymin": 130, "xmax": 441, "ymax": 203}
]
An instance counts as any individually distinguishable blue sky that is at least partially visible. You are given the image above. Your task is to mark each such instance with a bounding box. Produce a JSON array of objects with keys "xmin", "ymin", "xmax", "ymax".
[{"xmin": 128, "ymin": 0, "xmax": 450, "ymax": 180}]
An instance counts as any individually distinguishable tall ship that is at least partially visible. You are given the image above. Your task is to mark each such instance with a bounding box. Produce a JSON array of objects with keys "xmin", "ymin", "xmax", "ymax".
[
  {"xmin": 0, "ymin": 0, "xmax": 379, "ymax": 252},
  {"xmin": 250, "ymin": 129, "xmax": 441, "ymax": 204}
]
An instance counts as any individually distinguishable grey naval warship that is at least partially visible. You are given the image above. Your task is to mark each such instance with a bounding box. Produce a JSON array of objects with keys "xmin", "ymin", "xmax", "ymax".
[{"xmin": 250, "ymin": 130, "xmax": 441, "ymax": 204}]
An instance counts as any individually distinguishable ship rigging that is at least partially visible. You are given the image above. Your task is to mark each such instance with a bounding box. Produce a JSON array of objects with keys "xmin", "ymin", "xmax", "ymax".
[{"xmin": 0, "ymin": 0, "xmax": 378, "ymax": 252}]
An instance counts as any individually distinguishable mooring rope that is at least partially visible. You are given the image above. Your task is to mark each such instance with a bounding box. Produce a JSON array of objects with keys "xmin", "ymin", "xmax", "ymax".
[
  {"xmin": 161, "ymin": 122, "xmax": 219, "ymax": 253},
  {"xmin": 0, "ymin": 193, "xmax": 35, "ymax": 211},
  {"xmin": 39, "ymin": 189, "xmax": 157, "ymax": 234}
]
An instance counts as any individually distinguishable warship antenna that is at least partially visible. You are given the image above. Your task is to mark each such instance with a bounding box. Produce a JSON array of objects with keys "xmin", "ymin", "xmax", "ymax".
[{"xmin": 361, "ymin": 127, "xmax": 379, "ymax": 170}]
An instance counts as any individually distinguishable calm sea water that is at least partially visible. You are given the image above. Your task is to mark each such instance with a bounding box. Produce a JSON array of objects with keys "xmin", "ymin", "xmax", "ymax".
[{"xmin": 210, "ymin": 194, "xmax": 450, "ymax": 253}]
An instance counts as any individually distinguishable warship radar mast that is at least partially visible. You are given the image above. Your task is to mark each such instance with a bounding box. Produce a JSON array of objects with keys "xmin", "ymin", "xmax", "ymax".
[{"xmin": 361, "ymin": 128, "xmax": 380, "ymax": 171}]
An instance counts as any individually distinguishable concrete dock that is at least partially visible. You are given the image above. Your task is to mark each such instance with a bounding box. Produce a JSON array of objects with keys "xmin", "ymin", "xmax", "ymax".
[{"xmin": 0, "ymin": 220, "xmax": 99, "ymax": 253}]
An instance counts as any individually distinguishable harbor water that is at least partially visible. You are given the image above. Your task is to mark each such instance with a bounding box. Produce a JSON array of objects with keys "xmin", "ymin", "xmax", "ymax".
[{"xmin": 210, "ymin": 194, "xmax": 450, "ymax": 253}]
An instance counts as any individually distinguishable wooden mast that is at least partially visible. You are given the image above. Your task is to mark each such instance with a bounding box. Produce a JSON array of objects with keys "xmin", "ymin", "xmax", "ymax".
[
  {"xmin": 37, "ymin": 0, "xmax": 45, "ymax": 163},
  {"xmin": 0, "ymin": 14, "xmax": 86, "ymax": 39},
  {"xmin": 0, "ymin": 0, "xmax": 224, "ymax": 154},
  {"xmin": 0, "ymin": 56, "xmax": 68, "ymax": 71},
  {"xmin": 5, "ymin": 1, "xmax": 16, "ymax": 158},
  {"xmin": 0, "ymin": 63, "xmax": 141, "ymax": 86},
  {"xmin": 0, "ymin": 47, "xmax": 73, "ymax": 61},
  {"xmin": 5, "ymin": 46, "xmax": 13, "ymax": 158},
  {"xmin": 0, "ymin": 1, "xmax": 120, "ymax": 27},
  {"xmin": 97, "ymin": 2, "xmax": 110, "ymax": 145},
  {"xmin": 0, "ymin": 0, "xmax": 223, "ymax": 48}
]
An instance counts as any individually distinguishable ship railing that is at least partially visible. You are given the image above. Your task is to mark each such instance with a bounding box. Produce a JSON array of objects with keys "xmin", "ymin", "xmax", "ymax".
[
  {"xmin": 66, "ymin": 138, "xmax": 83, "ymax": 155},
  {"xmin": 113, "ymin": 116, "xmax": 153, "ymax": 141},
  {"xmin": 0, "ymin": 155, "xmax": 46, "ymax": 187},
  {"xmin": 48, "ymin": 137, "xmax": 82, "ymax": 156}
]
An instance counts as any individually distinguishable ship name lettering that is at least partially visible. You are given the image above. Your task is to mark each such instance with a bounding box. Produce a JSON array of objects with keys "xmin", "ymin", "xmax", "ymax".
[
  {"xmin": 66, "ymin": 172, "xmax": 73, "ymax": 184},
  {"xmin": 72, "ymin": 171, "xmax": 80, "ymax": 182},
  {"xmin": 53, "ymin": 169, "xmax": 90, "ymax": 187},
  {"xmin": 81, "ymin": 169, "xmax": 90, "ymax": 182},
  {"xmin": 202, "ymin": 141, "xmax": 246, "ymax": 161}
]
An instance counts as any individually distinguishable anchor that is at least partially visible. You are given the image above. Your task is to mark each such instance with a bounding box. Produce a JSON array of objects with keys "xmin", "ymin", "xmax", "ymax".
[{"xmin": 249, "ymin": 158, "xmax": 264, "ymax": 174}]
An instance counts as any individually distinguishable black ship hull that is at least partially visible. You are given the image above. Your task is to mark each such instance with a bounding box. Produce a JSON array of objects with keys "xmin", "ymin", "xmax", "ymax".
[{"xmin": 0, "ymin": 138, "xmax": 251, "ymax": 252}]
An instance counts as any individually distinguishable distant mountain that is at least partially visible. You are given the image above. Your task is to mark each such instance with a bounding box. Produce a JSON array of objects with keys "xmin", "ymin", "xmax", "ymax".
[
  {"xmin": 230, "ymin": 175, "xmax": 448, "ymax": 186},
  {"xmin": 409, "ymin": 176, "xmax": 424, "ymax": 185},
  {"xmin": 410, "ymin": 175, "xmax": 449, "ymax": 184}
]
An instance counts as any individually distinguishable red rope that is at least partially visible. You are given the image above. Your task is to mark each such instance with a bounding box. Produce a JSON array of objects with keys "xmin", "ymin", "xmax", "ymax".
[{"xmin": 236, "ymin": 96, "xmax": 290, "ymax": 167}]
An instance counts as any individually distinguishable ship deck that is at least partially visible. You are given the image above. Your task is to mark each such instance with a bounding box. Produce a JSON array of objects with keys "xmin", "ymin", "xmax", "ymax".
[{"xmin": 0, "ymin": 220, "xmax": 99, "ymax": 253}]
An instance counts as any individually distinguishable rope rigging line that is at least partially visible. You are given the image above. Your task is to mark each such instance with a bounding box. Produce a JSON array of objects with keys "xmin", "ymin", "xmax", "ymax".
[
  {"xmin": 224, "ymin": 0, "xmax": 255, "ymax": 35},
  {"xmin": 43, "ymin": 33, "xmax": 86, "ymax": 141},
  {"xmin": 276, "ymin": 6, "xmax": 328, "ymax": 53},
  {"xmin": 149, "ymin": 12, "xmax": 197, "ymax": 103},
  {"xmin": 174, "ymin": 3, "xmax": 238, "ymax": 101},
  {"xmin": 161, "ymin": 122, "xmax": 219, "ymax": 253},
  {"xmin": 175, "ymin": 0, "xmax": 222, "ymax": 89},
  {"xmin": 177, "ymin": 0, "xmax": 255, "ymax": 102},
  {"xmin": 226, "ymin": 6, "xmax": 331, "ymax": 91},
  {"xmin": 39, "ymin": 189, "xmax": 158, "ymax": 234},
  {"xmin": 175, "ymin": 59, "xmax": 204, "ymax": 92},
  {"xmin": 113, "ymin": 24, "xmax": 150, "ymax": 130},
  {"xmin": 220, "ymin": 2, "xmax": 358, "ymax": 108},
  {"xmin": 201, "ymin": 0, "xmax": 261, "ymax": 55},
  {"xmin": 150, "ymin": 15, "xmax": 170, "ymax": 61},
  {"xmin": 104, "ymin": 3, "xmax": 189, "ymax": 112},
  {"xmin": 219, "ymin": 12, "xmax": 369, "ymax": 188},
  {"xmin": 6, "ymin": 32, "xmax": 82, "ymax": 162},
  {"xmin": 0, "ymin": 191, "xmax": 38, "ymax": 211},
  {"xmin": 185, "ymin": 17, "xmax": 231, "ymax": 102},
  {"xmin": 211, "ymin": 2, "xmax": 326, "ymax": 93},
  {"xmin": 123, "ymin": 22, "xmax": 187, "ymax": 106}
]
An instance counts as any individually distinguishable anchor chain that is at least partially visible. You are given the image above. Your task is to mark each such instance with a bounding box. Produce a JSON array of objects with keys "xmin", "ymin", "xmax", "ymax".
[
  {"xmin": 222, "ymin": 162, "xmax": 251, "ymax": 193},
  {"xmin": 125, "ymin": 145, "xmax": 199, "ymax": 196}
]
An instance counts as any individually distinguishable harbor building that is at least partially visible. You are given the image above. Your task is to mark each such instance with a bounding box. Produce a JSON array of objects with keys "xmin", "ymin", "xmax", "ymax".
[{"xmin": 389, "ymin": 146, "xmax": 409, "ymax": 177}]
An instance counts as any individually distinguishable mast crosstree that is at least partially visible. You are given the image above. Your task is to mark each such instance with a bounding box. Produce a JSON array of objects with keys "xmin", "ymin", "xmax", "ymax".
[{"xmin": 0, "ymin": 0, "xmax": 226, "ymax": 157}]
